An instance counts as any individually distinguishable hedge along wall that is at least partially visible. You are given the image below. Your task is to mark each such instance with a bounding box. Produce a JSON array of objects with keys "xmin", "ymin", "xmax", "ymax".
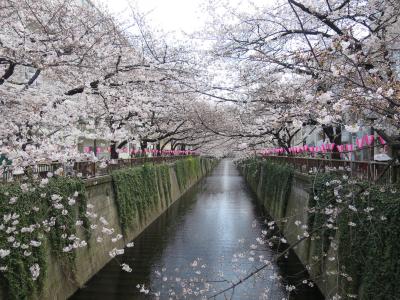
[
  {"xmin": 0, "ymin": 157, "xmax": 216, "ymax": 300},
  {"xmin": 310, "ymin": 174, "xmax": 400, "ymax": 300},
  {"xmin": 0, "ymin": 177, "xmax": 89, "ymax": 300},
  {"xmin": 239, "ymin": 158, "xmax": 294, "ymax": 220},
  {"xmin": 111, "ymin": 156, "xmax": 216, "ymax": 240},
  {"xmin": 239, "ymin": 158, "xmax": 400, "ymax": 300}
]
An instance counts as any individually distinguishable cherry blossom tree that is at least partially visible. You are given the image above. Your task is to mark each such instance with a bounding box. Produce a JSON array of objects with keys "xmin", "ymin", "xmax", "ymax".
[
  {"xmin": 0, "ymin": 0, "xmax": 217, "ymax": 169},
  {"xmin": 199, "ymin": 0, "xmax": 400, "ymax": 152}
]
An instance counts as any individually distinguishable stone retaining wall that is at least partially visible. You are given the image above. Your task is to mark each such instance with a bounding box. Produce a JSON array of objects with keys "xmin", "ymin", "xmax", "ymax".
[
  {"xmin": 39, "ymin": 158, "xmax": 216, "ymax": 300},
  {"xmin": 239, "ymin": 160, "xmax": 338, "ymax": 299}
]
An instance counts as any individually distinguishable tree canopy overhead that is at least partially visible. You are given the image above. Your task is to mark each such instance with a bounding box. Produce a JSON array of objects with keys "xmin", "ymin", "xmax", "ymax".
[{"xmin": 1, "ymin": 0, "xmax": 400, "ymax": 164}]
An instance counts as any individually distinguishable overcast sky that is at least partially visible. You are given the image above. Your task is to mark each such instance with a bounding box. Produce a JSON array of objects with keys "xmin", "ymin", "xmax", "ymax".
[
  {"xmin": 96, "ymin": 0, "xmax": 206, "ymax": 35},
  {"xmin": 96, "ymin": 0, "xmax": 271, "ymax": 37}
]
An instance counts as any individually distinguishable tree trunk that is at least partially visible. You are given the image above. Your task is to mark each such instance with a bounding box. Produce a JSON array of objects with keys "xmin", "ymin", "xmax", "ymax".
[
  {"xmin": 322, "ymin": 125, "xmax": 342, "ymax": 159},
  {"xmin": 140, "ymin": 141, "xmax": 147, "ymax": 157},
  {"xmin": 156, "ymin": 142, "xmax": 161, "ymax": 156},
  {"xmin": 110, "ymin": 141, "xmax": 118, "ymax": 159}
]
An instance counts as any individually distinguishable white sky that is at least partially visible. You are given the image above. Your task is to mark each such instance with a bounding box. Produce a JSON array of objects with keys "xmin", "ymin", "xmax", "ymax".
[
  {"xmin": 96, "ymin": 0, "xmax": 271, "ymax": 37},
  {"xmin": 96, "ymin": 0, "xmax": 206, "ymax": 35}
]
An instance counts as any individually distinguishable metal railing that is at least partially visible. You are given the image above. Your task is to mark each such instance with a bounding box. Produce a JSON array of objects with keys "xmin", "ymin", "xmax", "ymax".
[
  {"xmin": 263, "ymin": 156, "xmax": 398, "ymax": 184},
  {"xmin": 1, "ymin": 155, "xmax": 196, "ymax": 182}
]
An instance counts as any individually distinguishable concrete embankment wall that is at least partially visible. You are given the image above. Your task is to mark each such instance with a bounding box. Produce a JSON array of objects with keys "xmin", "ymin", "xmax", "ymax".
[
  {"xmin": 54, "ymin": 157, "xmax": 216, "ymax": 300},
  {"xmin": 238, "ymin": 158, "xmax": 400, "ymax": 300},
  {"xmin": 238, "ymin": 159, "xmax": 344, "ymax": 299},
  {"xmin": 0, "ymin": 157, "xmax": 216, "ymax": 300}
]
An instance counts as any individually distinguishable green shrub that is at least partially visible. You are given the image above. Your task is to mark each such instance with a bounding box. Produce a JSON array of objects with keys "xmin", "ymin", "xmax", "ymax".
[
  {"xmin": 0, "ymin": 177, "xmax": 89, "ymax": 300},
  {"xmin": 112, "ymin": 157, "xmax": 213, "ymax": 234},
  {"xmin": 238, "ymin": 158, "xmax": 294, "ymax": 218},
  {"xmin": 240, "ymin": 158, "xmax": 400, "ymax": 299},
  {"xmin": 308, "ymin": 174, "xmax": 400, "ymax": 299}
]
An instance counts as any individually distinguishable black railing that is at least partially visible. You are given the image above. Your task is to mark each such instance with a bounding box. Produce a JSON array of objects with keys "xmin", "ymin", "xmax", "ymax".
[
  {"xmin": 1, "ymin": 155, "xmax": 197, "ymax": 182},
  {"xmin": 262, "ymin": 156, "xmax": 398, "ymax": 184}
]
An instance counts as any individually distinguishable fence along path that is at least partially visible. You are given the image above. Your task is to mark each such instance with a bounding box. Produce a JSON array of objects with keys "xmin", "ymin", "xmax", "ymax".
[
  {"xmin": 1, "ymin": 155, "xmax": 197, "ymax": 182},
  {"xmin": 262, "ymin": 156, "xmax": 398, "ymax": 183}
]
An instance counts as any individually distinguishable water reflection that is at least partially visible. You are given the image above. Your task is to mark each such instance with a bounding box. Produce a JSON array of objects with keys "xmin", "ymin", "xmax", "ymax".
[{"xmin": 71, "ymin": 160, "xmax": 323, "ymax": 300}]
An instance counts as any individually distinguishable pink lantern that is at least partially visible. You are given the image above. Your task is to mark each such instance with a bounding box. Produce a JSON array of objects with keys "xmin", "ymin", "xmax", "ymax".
[
  {"xmin": 367, "ymin": 135, "xmax": 374, "ymax": 145},
  {"xmin": 356, "ymin": 138, "xmax": 363, "ymax": 149},
  {"xmin": 361, "ymin": 135, "xmax": 367, "ymax": 147},
  {"xmin": 378, "ymin": 136, "xmax": 386, "ymax": 145},
  {"xmin": 346, "ymin": 144, "xmax": 353, "ymax": 151}
]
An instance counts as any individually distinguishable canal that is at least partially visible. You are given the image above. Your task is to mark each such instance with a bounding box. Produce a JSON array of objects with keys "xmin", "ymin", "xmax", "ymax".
[{"xmin": 71, "ymin": 160, "xmax": 324, "ymax": 299}]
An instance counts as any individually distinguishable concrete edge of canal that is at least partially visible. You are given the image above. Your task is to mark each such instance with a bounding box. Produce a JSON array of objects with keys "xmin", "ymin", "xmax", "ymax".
[
  {"xmin": 27, "ymin": 157, "xmax": 217, "ymax": 300},
  {"xmin": 238, "ymin": 160, "xmax": 336, "ymax": 299}
]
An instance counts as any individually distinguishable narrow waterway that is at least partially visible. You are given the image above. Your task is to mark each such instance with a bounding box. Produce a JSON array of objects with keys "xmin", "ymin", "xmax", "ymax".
[{"xmin": 71, "ymin": 160, "xmax": 323, "ymax": 299}]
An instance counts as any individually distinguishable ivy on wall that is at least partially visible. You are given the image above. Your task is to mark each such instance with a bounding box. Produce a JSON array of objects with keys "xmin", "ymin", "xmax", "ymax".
[
  {"xmin": 0, "ymin": 177, "xmax": 89, "ymax": 300},
  {"xmin": 237, "ymin": 158, "xmax": 294, "ymax": 219},
  {"xmin": 311, "ymin": 177, "xmax": 400, "ymax": 300},
  {"xmin": 112, "ymin": 165, "xmax": 158, "ymax": 233},
  {"xmin": 112, "ymin": 157, "xmax": 212, "ymax": 234},
  {"xmin": 258, "ymin": 160, "xmax": 294, "ymax": 219},
  {"xmin": 174, "ymin": 157, "xmax": 202, "ymax": 191},
  {"xmin": 307, "ymin": 173, "xmax": 338, "ymax": 269},
  {"xmin": 239, "ymin": 158, "xmax": 260, "ymax": 191},
  {"xmin": 240, "ymin": 158, "xmax": 400, "ymax": 299},
  {"xmin": 159, "ymin": 165, "xmax": 172, "ymax": 206},
  {"xmin": 0, "ymin": 157, "xmax": 216, "ymax": 300}
]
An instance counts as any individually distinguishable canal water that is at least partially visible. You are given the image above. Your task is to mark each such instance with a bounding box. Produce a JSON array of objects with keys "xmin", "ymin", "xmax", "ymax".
[{"xmin": 71, "ymin": 160, "xmax": 324, "ymax": 300}]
